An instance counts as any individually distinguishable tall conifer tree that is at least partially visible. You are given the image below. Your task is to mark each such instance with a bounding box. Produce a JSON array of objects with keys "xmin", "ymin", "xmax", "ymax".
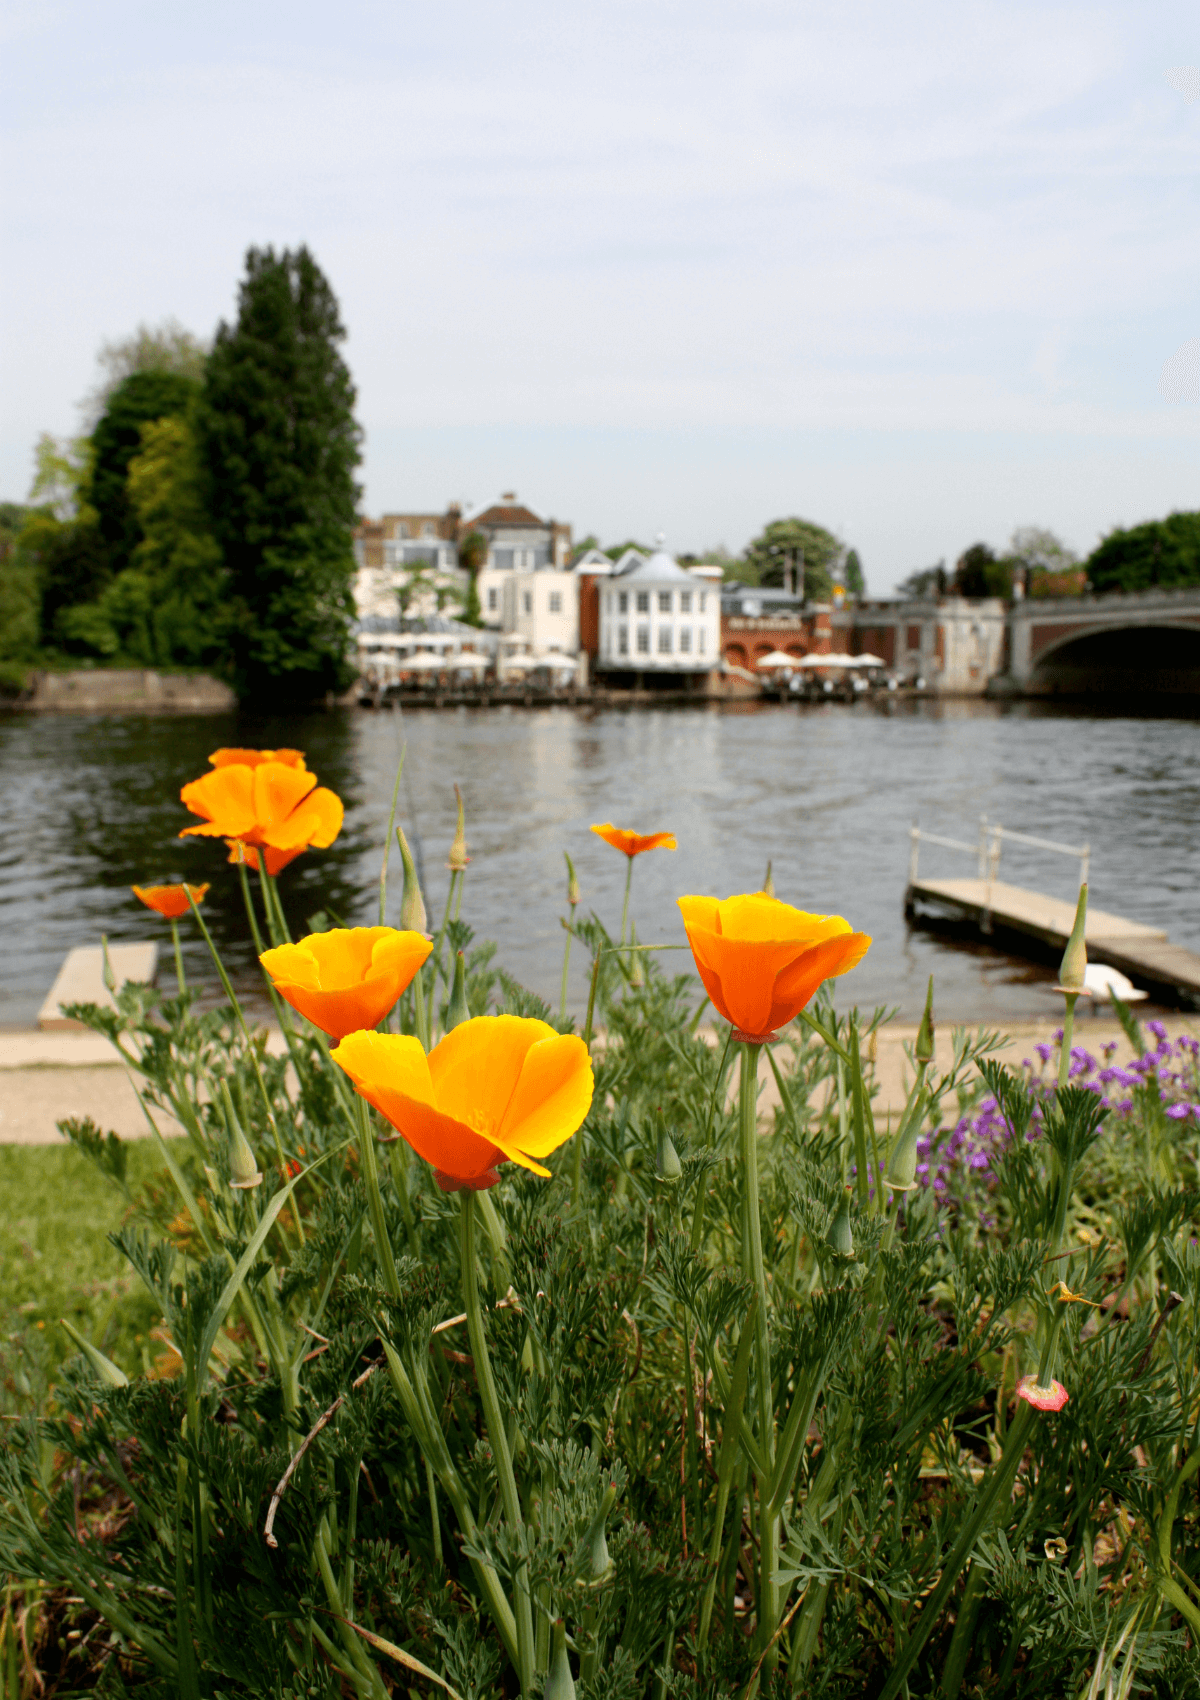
[{"xmin": 200, "ymin": 246, "xmax": 361, "ymax": 700}]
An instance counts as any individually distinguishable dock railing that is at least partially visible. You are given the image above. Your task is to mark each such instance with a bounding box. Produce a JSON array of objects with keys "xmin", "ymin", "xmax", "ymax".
[{"xmin": 909, "ymin": 817, "xmax": 1090, "ymax": 932}]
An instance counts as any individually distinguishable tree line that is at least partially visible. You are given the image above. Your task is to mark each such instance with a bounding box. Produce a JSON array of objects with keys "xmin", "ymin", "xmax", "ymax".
[
  {"xmin": 0, "ymin": 246, "xmax": 361, "ymax": 703},
  {"xmin": 898, "ymin": 516, "xmax": 1200, "ymax": 602}
]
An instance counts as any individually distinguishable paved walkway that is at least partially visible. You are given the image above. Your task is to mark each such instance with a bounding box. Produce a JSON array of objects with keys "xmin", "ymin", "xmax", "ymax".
[{"xmin": 3, "ymin": 1014, "xmax": 1196, "ymax": 1147}]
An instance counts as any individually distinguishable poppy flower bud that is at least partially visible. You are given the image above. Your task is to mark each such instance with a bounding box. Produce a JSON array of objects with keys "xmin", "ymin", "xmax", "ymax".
[
  {"xmin": 628, "ymin": 926, "xmax": 644, "ymax": 989},
  {"xmin": 396, "ymin": 827, "xmax": 427, "ymax": 934},
  {"xmin": 101, "ymin": 936, "xmax": 117, "ymax": 995},
  {"xmin": 565, "ymin": 850, "xmax": 580, "ymax": 908},
  {"xmin": 915, "ymin": 976, "xmax": 935, "ymax": 1065},
  {"xmin": 1057, "ymin": 884, "xmax": 1088, "ymax": 992},
  {"xmin": 826, "ymin": 1184, "xmax": 854, "ymax": 1256},
  {"xmin": 224, "ymin": 1082, "xmax": 263, "ymax": 1190},
  {"xmin": 655, "ymin": 1118, "xmax": 682, "ymax": 1183},
  {"xmin": 584, "ymin": 1482, "xmax": 617, "ymax": 1583},
  {"xmin": 60, "ymin": 1319, "xmax": 128, "ymax": 1388},
  {"xmin": 760, "ymin": 860, "xmax": 775, "ymax": 898},
  {"xmin": 544, "ymin": 1620, "xmax": 576, "ymax": 1700},
  {"xmin": 447, "ymin": 950, "xmax": 471, "ymax": 1031},
  {"xmin": 885, "ymin": 1094, "xmax": 925, "ymax": 1194},
  {"xmin": 447, "ymin": 784, "xmax": 470, "ymax": 872}
]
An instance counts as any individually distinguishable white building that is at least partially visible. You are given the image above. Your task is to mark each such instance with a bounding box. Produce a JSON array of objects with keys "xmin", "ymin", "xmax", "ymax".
[
  {"xmin": 502, "ymin": 569, "xmax": 579, "ymax": 657},
  {"xmin": 594, "ymin": 542, "xmax": 720, "ymax": 674}
]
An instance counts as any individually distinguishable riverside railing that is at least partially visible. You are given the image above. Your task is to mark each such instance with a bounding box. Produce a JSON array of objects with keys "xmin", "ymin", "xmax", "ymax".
[{"xmin": 908, "ymin": 816, "xmax": 1090, "ymax": 932}]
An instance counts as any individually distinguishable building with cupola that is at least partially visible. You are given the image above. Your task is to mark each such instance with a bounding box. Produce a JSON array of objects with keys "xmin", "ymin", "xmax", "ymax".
[{"xmin": 584, "ymin": 540, "xmax": 721, "ymax": 685}]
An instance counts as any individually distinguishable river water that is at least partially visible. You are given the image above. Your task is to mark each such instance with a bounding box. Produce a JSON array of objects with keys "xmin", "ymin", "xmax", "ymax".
[{"xmin": 2, "ymin": 699, "xmax": 1198, "ymax": 1028}]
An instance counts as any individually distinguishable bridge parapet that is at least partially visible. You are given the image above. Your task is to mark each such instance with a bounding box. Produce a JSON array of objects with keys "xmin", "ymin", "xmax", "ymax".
[{"xmin": 1008, "ymin": 586, "xmax": 1200, "ymax": 685}]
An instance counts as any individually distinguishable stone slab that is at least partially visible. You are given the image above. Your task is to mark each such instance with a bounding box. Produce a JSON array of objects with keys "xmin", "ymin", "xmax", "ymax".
[{"xmin": 37, "ymin": 943, "xmax": 159, "ymax": 1031}]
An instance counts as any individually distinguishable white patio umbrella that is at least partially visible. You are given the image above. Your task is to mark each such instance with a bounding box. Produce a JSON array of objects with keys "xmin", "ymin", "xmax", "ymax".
[
  {"xmin": 795, "ymin": 652, "xmax": 855, "ymax": 668},
  {"xmin": 447, "ymin": 651, "xmax": 490, "ymax": 669},
  {"xmin": 499, "ymin": 653, "xmax": 539, "ymax": 672},
  {"xmin": 755, "ymin": 649, "xmax": 802, "ymax": 669},
  {"xmin": 400, "ymin": 651, "xmax": 448, "ymax": 671},
  {"xmin": 846, "ymin": 652, "xmax": 887, "ymax": 667}
]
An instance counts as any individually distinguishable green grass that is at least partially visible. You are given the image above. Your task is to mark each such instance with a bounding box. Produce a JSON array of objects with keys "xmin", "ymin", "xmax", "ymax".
[{"xmin": 0, "ymin": 1140, "xmax": 163, "ymax": 1409}]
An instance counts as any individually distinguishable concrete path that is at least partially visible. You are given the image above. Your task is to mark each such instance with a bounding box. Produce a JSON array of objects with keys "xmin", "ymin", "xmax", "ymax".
[{"xmin": 3, "ymin": 1014, "xmax": 1196, "ymax": 1147}]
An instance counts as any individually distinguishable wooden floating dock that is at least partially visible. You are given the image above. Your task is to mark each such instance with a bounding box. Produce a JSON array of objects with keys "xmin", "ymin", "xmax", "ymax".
[{"xmin": 905, "ymin": 876, "xmax": 1200, "ymax": 1006}]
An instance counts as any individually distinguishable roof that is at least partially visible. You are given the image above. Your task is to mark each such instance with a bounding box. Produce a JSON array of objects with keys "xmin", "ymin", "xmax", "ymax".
[
  {"xmin": 614, "ymin": 543, "xmax": 697, "ymax": 586},
  {"xmin": 467, "ymin": 497, "xmax": 547, "ymax": 530}
]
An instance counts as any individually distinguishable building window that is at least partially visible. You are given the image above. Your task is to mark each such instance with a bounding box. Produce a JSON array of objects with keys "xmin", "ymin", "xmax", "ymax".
[
  {"xmin": 398, "ymin": 523, "xmax": 409, "ymax": 538},
  {"xmin": 636, "ymin": 591, "xmax": 650, "ymax": 613},
  {"xmin": 679, "ymin": 627, "xmax": 692, "ymax": 653},
  {"xmin": 658, "ymin": 627, "xmax": 672, "ymax": 654},
  {"xmin": 422, "ymin": 523, "xmax": 435, "ymax": 538},
  {"xmin": 680, "ymin": 590, "xmax": 692, "ymax": 613},
  {"xmin": 699, "ymin": 592, "xmax": 707, "ymax": 612},
  {"xmin": 487, "ymin": 587, "xmax": 498, "ymax": 612},
  {"xmin": 698, "ymin": 627, "xmax": 707, "ymax": 653},
  {"xmin": 658, "ymin": 591, "xmax": 672, "ymax": 613},
  {"xmin": 618, "ymin": 624, "xmax": 629, "ymax": 655},
  {"xmin": 523, "ymin": 591, "xmax": 533, "ymax": 615},
  {"xmin": 618, "ymin": 591, "xmax": 628, "ymax": 614},
  {"xmin": 549, "ymin": 591, "xmax": 562, "ymax": 613},
  {"xmin": 636, "ymin": 625, "xmax": 650, "ymax": 654}
]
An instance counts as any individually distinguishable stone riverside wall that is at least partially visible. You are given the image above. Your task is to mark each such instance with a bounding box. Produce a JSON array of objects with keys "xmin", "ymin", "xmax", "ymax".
[{"xmin": 15, "ymin": 669, "xmax": 237, "ymax": 713}]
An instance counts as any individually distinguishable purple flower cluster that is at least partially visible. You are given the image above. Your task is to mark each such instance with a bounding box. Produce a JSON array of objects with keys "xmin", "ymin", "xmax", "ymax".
[{"xmin": 912, "ymin": 1023, "xmax": 1200, "ymax": 1206}]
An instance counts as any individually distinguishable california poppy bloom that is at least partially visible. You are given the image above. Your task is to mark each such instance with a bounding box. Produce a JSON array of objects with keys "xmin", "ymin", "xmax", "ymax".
[
  {"xmin": 331, "ymin": 1015, "xmax": 594, "ymax": 1190},
  {"xmin": 132, "ymin": 883, "xmax": 210, "ymax": 919},
  {"xmin": 179, "ymin": 749, "xmax": 343, "ymax": 864},
  {"xmin": 260, "ymin": 928, "xmax": 432, "ymax": 1040},
  {"xmin": 678, "ymin": 893, "xmax": 870, "ymax": 1043},
  {"xmin": 226, "ymin": 840, "xmax": 304, "ymax": 877},
  {"xmin": 591, "ymin": 823, "xmax": 677, "ymax": 858},
  {"xmin": 1015, "ymin": 1374, "xmax": 1069, "ymax": 1412}
]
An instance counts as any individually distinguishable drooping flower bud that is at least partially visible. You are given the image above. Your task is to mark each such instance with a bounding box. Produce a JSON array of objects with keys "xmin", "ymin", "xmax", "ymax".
[
  {"xmin": 826, "ymin": 1184, "xmax": 854, "ymax": 1256},
  {"xmin": 446, "ymin": 950, "xmax": 471, "ymax": 1030},
  {"xmin": 760, "ymin": 860, "xmax": 775, "ymax": 898},
  {"xmin": 1057, "ymin": 884, "xmax": 1088, "ymax": 993},
  {"xmin": 224, "ymin": 1081, "xmax": 263, "ymax": 1190},
  {"xmin": 915, "ymin": 975, "xmax": 935, "ymax": 1065},
  {"xmin": 396, "ymin": 827, "xmax": 427, "ymax": 934},
  {"xmin": 584, "ymin": 1482, "xmax": 617, "ymax": 1583},
  {"xmin": 544, "ymin": 1619, "xmax": 576, "ymax": 1700},
  {"xmin": 447, "ymin": 784, "xmax": 470, "ymax": 872},
  {"xmin": 564, "ymin": 850, "xmax": 580, "ymax": 908},
  {"xmin": 101, "ymin": 935, "xmax": 117, "ymax": 995},
  {"xmin": 60, "ymin": 1318, "xmax": 129, "ymax": 1387},
  {"xmin": 655, "ymin": 1117, "xmax": 682, "ymax": 1183}
]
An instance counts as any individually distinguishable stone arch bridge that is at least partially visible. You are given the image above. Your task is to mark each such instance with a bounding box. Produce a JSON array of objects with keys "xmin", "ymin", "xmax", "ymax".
[{"xmin": 1008, "ymin": 588, "xmax": 1200, "ymax": 695}]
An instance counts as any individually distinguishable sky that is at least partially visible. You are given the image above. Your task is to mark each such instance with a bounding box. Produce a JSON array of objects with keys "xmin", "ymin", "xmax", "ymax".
[{"xmin": 2, "ymin": 0, "xmax": 1198, "ymax": 592}]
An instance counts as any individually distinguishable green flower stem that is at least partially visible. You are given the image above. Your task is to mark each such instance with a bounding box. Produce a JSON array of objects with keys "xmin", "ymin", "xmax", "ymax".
[
  {"xmin": 559, "ymin": 921, "xmax": 572, "ymax": 1022},
  {"xmin": 1057, "ymin": 992, "xmax": 1078, "ymax": 1092},
  {"xmin": 698, "ymin": 1292, "xmax": 758, "ymax": 1649},
  {"xmin": 314, "ymin": 1525, "xmax": 387, "ymax": 1698},
  {"xmin": 431, "ymin": 870, "xmax": 458, "ymax": 992},
  {"xmin": 379, "ymin": 747, "xmax": 406, "ymax": 925},
  {"xmin": 620, "ymin": 857, "xmax": 633, "ymax": 946},
  {"xmin": 261, "ymin": 869, "xmax": 293, "ymax": 944},
  {"xmin": 424, "ymin": 1455, "xmax": 443, "ymax": 1568},
  {"xmin": 460, "ymin": 1192, "xmax": 536, "ymax": 1693},
  {"xmin": 571, "ymin": 952, "xmax": 603, "ymax": 1205},
  {"xmin": 169, "ymin": 918, "xmax": 186, "ymax": 995},
  {"xmin": 739, "ymin": 1041, "xmax": 779, "ymax": 1665},
  {"xmin": 357, "ymin": 1097, "xmax": 400, "ymax": 1301},
  {"xmin": 878, "ymin": 1400, "xmax": 1035, "ymax": 1700}
]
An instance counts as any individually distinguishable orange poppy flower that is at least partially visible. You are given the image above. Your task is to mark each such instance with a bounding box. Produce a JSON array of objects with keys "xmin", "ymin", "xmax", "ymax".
[
  {"xmin": 677, "ymin": 892, "xmax": 871, "ymax": 1042},
  {"xmin": 226, "ymin": 840, "xmax": 304, "ymax": 876},
  {"xmin": 331, "ymin": 1015, "xmax": 594, "ymax": 1190},
  {"xmin": 591, "ymin": 823, "xmax": 677, "ymax": 858},
  {"xmin": 260, "ymin": 928, "xmax": 432, "ymax": 1040},
  {"xmin": 209, "ymin": 747, "xmax": 307, "ymax": 770},
  {"xmin": 179, "ymin": 752, "xmax": 343, "ymax": 861},
  {"xmin": 132, "ymin": 882, "xmax": 210, "ymax": 919}
]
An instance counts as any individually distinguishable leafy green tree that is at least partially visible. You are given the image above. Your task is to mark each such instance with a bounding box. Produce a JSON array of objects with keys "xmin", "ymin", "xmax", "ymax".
[
  {"xmin": 199, "ymin": 245, "xmax": 362, "ymax": 701},
  {"xmin": 844, "ymin": 548, "xmax": 865, "ymax": 598},
  {"xmin": 895, "ymin": 562, "xmax": 945, "ymax": 598},
  {"xmin": 0, "ymin": 504, "xmax": 40, "ymax": 689},
  {"xmin": 67, "ymin": 417, "xmax": 225, "ymax": 666},
  {"xmin": 81, "ymin": 318, "xmax": 209, "ymax": 429},
  {"xmin": 89, "ymin": 370, "xmax": 200, "ymax": 576},
  {"xmin": 743, "ymin": 517, "xmax": 840, "ymax": 600},
  {"xmin": 1085, "ymin": 512, "xmax": 1200, "ymax": 593},
  {"xmin": 954, "ymin": 542, "xmax": 1012, "ymax": 598},
  {"xmin": 458, "ymin": 529, "xmax": 488, "ymax": 626},
  {"xmin": 16, "ymin": 510, "xmax": 111, "ymax": 643}
]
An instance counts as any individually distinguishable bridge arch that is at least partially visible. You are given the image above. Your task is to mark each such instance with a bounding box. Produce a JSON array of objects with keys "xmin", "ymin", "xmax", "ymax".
[{"xmin": 1030, "ymin": 619, "xmax": 1200, "ymax": 695}]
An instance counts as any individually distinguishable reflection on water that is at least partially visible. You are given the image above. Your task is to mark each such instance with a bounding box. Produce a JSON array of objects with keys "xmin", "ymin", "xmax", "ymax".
[{"xmin": 2, "ymin": 698, "xmax": 1197, "ymax": 1026}]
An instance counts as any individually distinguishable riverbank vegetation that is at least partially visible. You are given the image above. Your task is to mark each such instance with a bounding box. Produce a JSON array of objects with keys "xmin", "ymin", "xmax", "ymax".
[
  {"xmin": 3, "ymin": 752, "xmax": 1200, "ymax": 1698},
  {"xmin": 0, "ymin": 246, "xmax": 360, "ymax": 704}
]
